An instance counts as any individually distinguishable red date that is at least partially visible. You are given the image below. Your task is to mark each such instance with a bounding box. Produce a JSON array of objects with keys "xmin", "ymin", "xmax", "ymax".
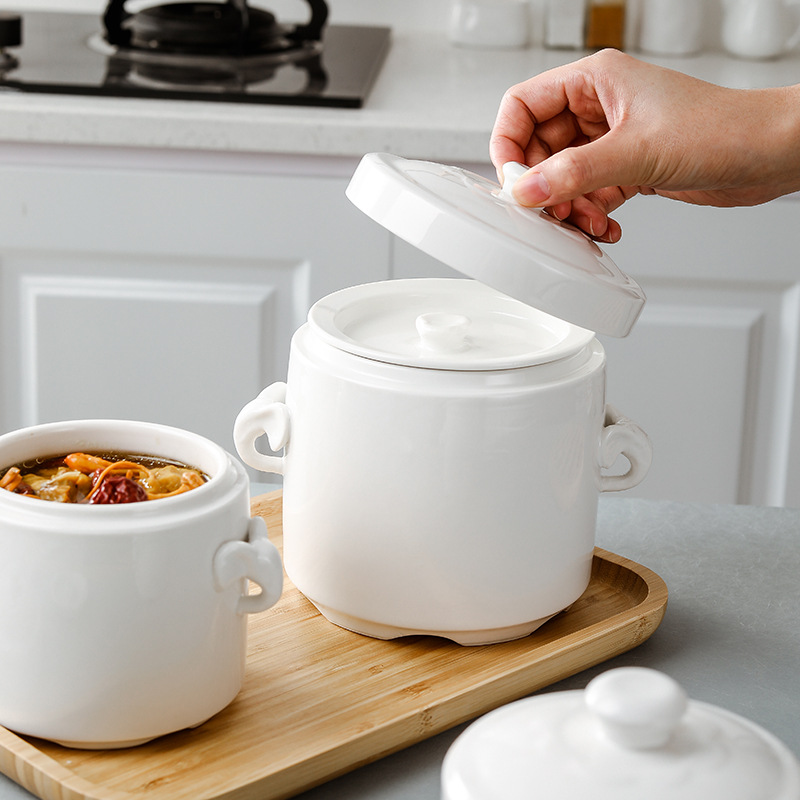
[{"xmin": 88, "ymin": 475, "xmax": 148, "ymax": 504}]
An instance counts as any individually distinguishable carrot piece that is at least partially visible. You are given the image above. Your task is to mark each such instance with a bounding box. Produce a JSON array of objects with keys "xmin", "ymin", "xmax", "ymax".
[
  {"xmin": 0, "ymin": 467, "xmax": 22, "ymax": 492},
  {"xmin": 64, "ymin": 453, "xmax": 112, "ymax": 474}
]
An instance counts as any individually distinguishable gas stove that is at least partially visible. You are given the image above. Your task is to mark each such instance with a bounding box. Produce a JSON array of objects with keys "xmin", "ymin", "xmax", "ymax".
[{"xmin": 0, "ymin": 1, "xmax": 390, "ymax": 108}]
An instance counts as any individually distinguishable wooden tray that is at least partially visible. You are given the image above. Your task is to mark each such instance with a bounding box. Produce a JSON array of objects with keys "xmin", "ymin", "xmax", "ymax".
[{"xmin": 0, "ymin": 491, "xmax": 668, "ymax": 800}]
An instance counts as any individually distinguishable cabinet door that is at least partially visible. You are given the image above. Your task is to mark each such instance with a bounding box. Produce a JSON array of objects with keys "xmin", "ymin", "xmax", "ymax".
[
  {"xmin": 391, "ymin": 188, "xmax": 800, "ymax": 507},
  {"xmin": 606, "ymin": 194, "xmax": 800, "ymax": 507},
  {"xmin": 0, "ymin": 155, "xmax": 390, "ymax": 462}
]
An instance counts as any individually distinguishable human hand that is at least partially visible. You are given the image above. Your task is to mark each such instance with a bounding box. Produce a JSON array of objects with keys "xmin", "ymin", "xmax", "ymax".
[{"xmin": 490, "ymin": 49, "xmax": 800, "ymax": 242}]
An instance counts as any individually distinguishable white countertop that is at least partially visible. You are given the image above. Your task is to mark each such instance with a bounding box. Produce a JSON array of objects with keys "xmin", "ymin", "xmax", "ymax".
[{"xmin": 3, "ymin": 11, "xmax": 800, "ymax": 164}]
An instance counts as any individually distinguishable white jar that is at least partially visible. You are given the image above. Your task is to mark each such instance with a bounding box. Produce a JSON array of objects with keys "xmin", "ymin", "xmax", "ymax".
[
  {"xmin": 236, "ymin": 154, "xmax": 652, "ymax": 646},
  {"xmin": 722, "ymin": 0, "xmax": 800, "ymax": 60},
  {"xmin": 448, "ymin": 0, "xmax": 531, "ymax": 49},
  {"xmin": 545, "ymin": 0, "xmax": 587, "ymax": 49},
  {"xmin": 0, "ymin": 419, "xmax": 283, "ymax": 748},
  {"xmin": 639, "ymin": 0, "xmax": 704, "ymax": 56},
  {"xmin": 235, "ymin": 278, "xmax": 651, "ymax": 645}
]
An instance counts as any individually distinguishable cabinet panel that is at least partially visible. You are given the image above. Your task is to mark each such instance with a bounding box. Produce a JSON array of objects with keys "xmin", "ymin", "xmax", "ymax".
[
  {"xmin": 0, "ymin": 156, "xmax": 391, "ymax": 464},
  {"xmin": 3, "ymin": 252, "xmax": 304, "ymax": 459},
  {"xmin": 0, "ymin": 159, "xmax": 386, "ymax": 301},
  {"xmin": 601, "ymin": 300, "xmax": 763, "ymax": 505},
  {"xmin": 612, "ymin": 196, "xmax": 800, "ymax": 507},
  {"xmin": 19, "ymin": 273, "xmax": 277, "ymax": 457}
]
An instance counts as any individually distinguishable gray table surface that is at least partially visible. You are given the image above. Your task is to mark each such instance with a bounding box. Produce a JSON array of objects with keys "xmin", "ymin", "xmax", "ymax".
[{"xmin": 1, "ymin": 495, "xmax": 798, "ymax": 799}]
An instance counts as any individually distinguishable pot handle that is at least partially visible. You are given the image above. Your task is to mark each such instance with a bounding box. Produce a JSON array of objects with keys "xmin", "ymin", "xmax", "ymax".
[
  {"xmin": 213, "ymin": 516, "xmax": 284, "ymax": 615},
  {"xmin": 233, "ymin": 381, "xmax": 290, "ymax": 476},
  {"xmin": 599, "ymin": 404, "xmax": 653, "ymax": 493}
]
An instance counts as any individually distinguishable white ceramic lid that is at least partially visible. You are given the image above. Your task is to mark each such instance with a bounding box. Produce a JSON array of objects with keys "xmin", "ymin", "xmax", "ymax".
[
  {"xmin": 307, "ymin": 278, "xmax": 596, "ymax": 370},
  {"xmin": 441, "ymin": 667, "xmax": 800, "ymax": 800},
  {"xmin": 345, "ymin": 153, "xmax": 646, "ymax": 338}
]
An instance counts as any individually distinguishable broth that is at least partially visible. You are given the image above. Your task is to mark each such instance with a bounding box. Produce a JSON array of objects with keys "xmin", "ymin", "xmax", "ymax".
[{"xmin": 0, "ymin": 452, "xmax": 208, "ymax": 504}]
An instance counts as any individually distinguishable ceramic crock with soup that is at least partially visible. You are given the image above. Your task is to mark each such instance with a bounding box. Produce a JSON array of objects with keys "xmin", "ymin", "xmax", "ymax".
[
  {"xmin": 234, "ymin": 154, "xmax": 652, "ymax": 646},
  {"xmin": 0, "ymin": 419, "xmax": 283, "ymax": 748}
]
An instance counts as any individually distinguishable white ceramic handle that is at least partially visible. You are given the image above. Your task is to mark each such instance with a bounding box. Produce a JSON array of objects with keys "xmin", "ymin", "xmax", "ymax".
[
  {"xmin": 598, "ymin": 404, "xmax": 653, "ymax": 492},
  {"xmin": 233, "ymin": 381, "xmax": 290, "ymax": 476},
  {"xmin": 499, "ymin": 161, "xmax": 529, "ymax": 199},
  {"xmin": 416, "ymin": 312, "xmax": 471, "ymax": 353},
  {"xmin": 213, "ymin": 516, "xmax": 284, "ymax": 615},
  {"xmin": 585, "ymin": 667, "xmax": 688, "ymax": 750}
]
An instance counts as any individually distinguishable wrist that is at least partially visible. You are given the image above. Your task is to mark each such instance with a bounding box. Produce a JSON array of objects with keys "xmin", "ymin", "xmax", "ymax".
[{"xmin": 752, "ymin": 84, "xmax": 800, "ymax": 200}]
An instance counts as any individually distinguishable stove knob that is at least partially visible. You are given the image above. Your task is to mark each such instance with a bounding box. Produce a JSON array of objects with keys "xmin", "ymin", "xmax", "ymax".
[{"xmin": 0, "ymin": 13, "xmax": 22, "ymax": 49}]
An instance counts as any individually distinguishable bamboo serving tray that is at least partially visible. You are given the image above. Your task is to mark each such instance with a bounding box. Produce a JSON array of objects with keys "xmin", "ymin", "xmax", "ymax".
[{"xmin": 0, "ymin": 491, "xmax": 668, "ymax": 800}]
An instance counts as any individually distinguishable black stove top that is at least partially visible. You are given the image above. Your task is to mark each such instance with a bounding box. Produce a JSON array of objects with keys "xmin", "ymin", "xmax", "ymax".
[{"xmin": 0, "ymin": 4, "xmax": 390, "ymax": 108}]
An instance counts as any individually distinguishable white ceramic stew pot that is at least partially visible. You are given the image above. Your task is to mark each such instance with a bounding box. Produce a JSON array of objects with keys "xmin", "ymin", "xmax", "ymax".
[
  {"xmin": 235, "ymin": 278, "xmax": 651, "ymax": 645},
  {"xmin": 0, "ymin": 420, "xmax": 283, "ymax": 748}
]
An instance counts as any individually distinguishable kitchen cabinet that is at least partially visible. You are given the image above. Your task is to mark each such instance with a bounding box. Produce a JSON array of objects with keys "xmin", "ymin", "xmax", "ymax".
[
  {"xmin": 3, "ymin": 146, "xmax": 800, "ymax": 507},
  {"xmin": 0, "ymin": 147, "xmax": 389, "ymax": 470},
  {"xmin": 2, "ymin": 147, "xmax": 800, "ymax": 506},
  {"xmin": 608, "ymin": 194, "xmax": 800, "ymax": 508}
]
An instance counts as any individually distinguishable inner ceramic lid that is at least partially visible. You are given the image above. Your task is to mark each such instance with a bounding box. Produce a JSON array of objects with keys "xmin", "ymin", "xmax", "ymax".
[
  {"xmin": 345, "ymin": 153, "xmax": 646, "ymax": 338},
  {"xmin": 308, "ymin": 278, "xmax": 595, "ymax": 370}
]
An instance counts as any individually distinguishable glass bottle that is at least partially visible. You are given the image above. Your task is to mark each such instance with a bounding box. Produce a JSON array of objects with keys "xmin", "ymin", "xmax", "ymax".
[{"xmin": 585, "ymin": 0, "xmax": 626, "ymax": 50}]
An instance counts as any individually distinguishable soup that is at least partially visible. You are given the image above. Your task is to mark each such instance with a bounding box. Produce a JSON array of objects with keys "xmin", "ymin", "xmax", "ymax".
[{"xmin": 0, "ymin": 452, "xmax": 208, "ymax": 504}]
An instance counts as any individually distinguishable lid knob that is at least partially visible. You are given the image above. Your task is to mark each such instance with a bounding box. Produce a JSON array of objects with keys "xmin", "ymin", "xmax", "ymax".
[
  {"xmin": 415, "ymin": 312, "xmax": 471, "ymax": 354},
  {"xmin": 499, "ymin": 161, "xmax": 530, "ymax": 200},
  {"xmin": 585, "ymin": 667, "xmax": 689, "ymax": 750}
]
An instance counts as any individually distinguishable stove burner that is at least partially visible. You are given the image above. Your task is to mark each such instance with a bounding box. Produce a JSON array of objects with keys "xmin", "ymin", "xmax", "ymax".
[
  {"xmin": 103, "ymin": 0, "xmax": 328, "ymax": 54},
  {"xmin": 96, "ymin": 38, "xmax": 328, "ymax": 96},
  {"xmin": 130, "ymin": 3, "xmax": 283, "ymax": 55},
  {"xmin": 0, "ymin": 10, "xmax": 390, "ymax": 109},
  {"xmin": 96, "ymin": 0, "xmax": 330, "ymax": 97}
]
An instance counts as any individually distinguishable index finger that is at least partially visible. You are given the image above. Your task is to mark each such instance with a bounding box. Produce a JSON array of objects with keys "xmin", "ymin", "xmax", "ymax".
[
  {"xmin": 490, "ymin": 92, "xmax": 536, "ymax": 178},
  {"xmin": 489, "ymin": 71, "xmax": 583, "ymax": 180},
  {"xmin": 490, "ymin": 57, "xmax": 609, "ymax": 177}
]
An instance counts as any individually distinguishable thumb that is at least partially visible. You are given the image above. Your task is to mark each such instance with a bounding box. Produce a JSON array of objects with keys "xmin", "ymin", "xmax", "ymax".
[{"xmin": 511, "ymin": 133, "xmax": 641, "ymax": 207}]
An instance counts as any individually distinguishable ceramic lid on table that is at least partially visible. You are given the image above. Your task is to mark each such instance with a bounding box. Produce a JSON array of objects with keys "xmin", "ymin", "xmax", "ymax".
[
  {"xmin": 441, "ymin": 667, "xmax": 800, "ymax": 800},
  {"xmin": 345, "ymin": 153, "xmax": 646, "ymax": 338}
]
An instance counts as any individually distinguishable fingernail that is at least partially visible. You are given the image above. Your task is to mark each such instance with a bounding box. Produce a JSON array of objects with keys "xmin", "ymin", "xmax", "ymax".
[{"xmin": 512, "ymin": 171, "xmax": 551, "ymax": 207}]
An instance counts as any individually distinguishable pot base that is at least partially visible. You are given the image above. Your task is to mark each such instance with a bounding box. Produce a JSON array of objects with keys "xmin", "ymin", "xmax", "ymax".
[
  {"xmin": 312, "ymin": 603, "xmax": 561, "ymax": 646},
  {"xmin": 41, "ymin": 713, "xmax": 216, "ymax": 750},
  {"xmin": 52, "ymin": 735, "xmax": 159, "ymax": 750}
]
